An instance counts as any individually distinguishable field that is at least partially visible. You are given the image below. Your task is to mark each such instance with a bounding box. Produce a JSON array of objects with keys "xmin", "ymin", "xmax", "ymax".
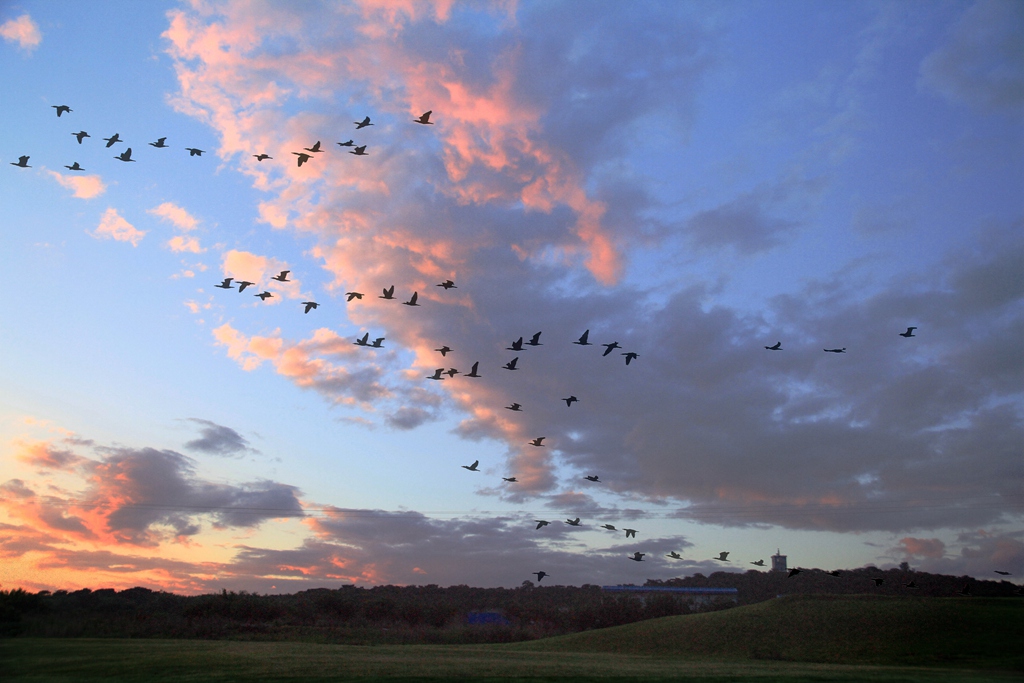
[{"xmin": 4, "ymin": 596, "xmax": 1021, "ymax": 682}]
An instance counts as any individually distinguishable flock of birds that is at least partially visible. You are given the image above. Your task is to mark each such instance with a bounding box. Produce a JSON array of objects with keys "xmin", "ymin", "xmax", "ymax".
[{"xmin": 16, "ymin": 104, "xmax": 1015, "ymax": 590}]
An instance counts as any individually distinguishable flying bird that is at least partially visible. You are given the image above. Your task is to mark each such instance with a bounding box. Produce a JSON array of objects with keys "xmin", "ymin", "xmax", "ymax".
[
  {"xmin": 52, "ymin": 105, "xmax": 72, "ymax": 117},
  {"xmin": 255, "ymin": 292, "xmax": 273, "ymax": 301},
  {"xmin": 272, "ymin": 271, "xmax": 290, "ymax": 282},
  {"xmin": 115, "ymin": 148, "xmax": 135, "ymax": 162},
  {"xmin": 64, "ymin": 162, "xmax": 84, "ymax": 171},
  {"xmin": 503, "ymin": 357, "xmax": 519, "ymax": 370},
  {"xmin": 751, "ymin": 560, "xmax": 765, "ymax": 566},
  {"xmin": 828, "ymin": 570, "xmax": 842, "ymax": 577},
  {"xmin": 871, "ymin": 578, "xmax": 885, "ymax": 586},
  {"xmin": 824, "ymin": 348, "xmax": 847, "ymax": 353},
  {"xmin": 466, "ymin": 362, "xmax": 481, "ymax": 378},
  {"xmin": 532, "ymin": 571, "xmax": 548, "ymax": 582},
  {"xmin": 354, "ymin": 333, "xmax": 370, "ymax": 346},
  {"xmin": 507, "ymin": 337, "xmax": 524, "ymax": 351},
  {"xmin": 149, "ymin": 137, "xmax": 168, "ymax": 148},
  {"xmin": 10, "ymin": 156, "xmax": 30, "ymax": 168},
  {"xmin": 601, "ymin": 342, "xmax": 620, "ymax": 356},
  {"xmin": 236, "ymin": 281, "xmax": 255, "ymax": 292},
  {"xmin": 337, "ymin": 140, "xmax": 355, "ymax": 147},
  {"xmin": 534, "ymin": 520, "xmax": 550, "ymax": 530},
  {"xmin": 788, "ymin": 568, "xmax": 802, "ymax": 578},
  {"xmin": 601, "ymin": 524, "xmax": 617, "ymax": 531},
  {"xmin": 427, "ymin": 368, "xmax": 445, "ymax": 380},
  {"xmin": 215, "ymin": 278, "xmax": 234, "ymax": 289},
  {"xmin": 957, "ymin": 584, "xmax": 971, "ymax": 597},
  {"xmin": 185, "ymin": 147, "xmax": 205, "ymax": 156},
  {"xmin": 715, "ymin": 552, "xmax": 730, "ymax": 561},
  {"xmin": 72, "ymin": 131, "xmax": 90, "ymax": 144},
  {"xmin": 624, "ymin": 528, "xmax": 637, "ymax": 538},
  {"xmin": 622, "ymin": 352, "xmax": 638, "ymax": 365},
  {"xmin": 628, "ymin": 552, "xmax": 645, "ymax": 562},
  {"xmin": 345, "ymin": 292, "xmax": 364, "ymax": 301},
  {"xmin": 565, "ymin": 518, "xmax": 581, "ymax": 526},
  {"xmin": 304, "ymin": 141, "xmax": 323, "ymax": 153},
  {"xmin": 103, "ymin": 133, "xmax": 121, "ymax": 147},
  {"xmin": 402, "ymin": 291, "xmax": 419, "ymax": 306},
  {"xmin": 354, "ymin": 116, "xmax": 373, "ymax": 129},
  {"xmin": 994, "ymin": 571, "xmax": 1011, "ymax": 576},
  {"xmin": 529, "ymin": 437, "xmax": 545, "ymax": 446},
  {"xmin": 461, "ymin": 460, "xmax": 480, "ymax": 471},
  {"xmin": 502, "ymin": 477, "xmax": 517, "ymax": 482},
  {"xmin": 349, "ymin": 145, "xmax": 368, "ymax": 156},
  {"xmin": 905, "ymin": 581, "xmax": 919, "ymax": 589},
  {"xmin": 584, "ymin": 475, "xmax": 600, "ymax": 482},
  {"xmin": 667, "ymin": 552, "xmax": 682, "ymax": 560},
  {"xmin": 301, "ymin": 301, "xmax": 319, "ymax": 314},
  {"xmin": 370, "ymin": 338, "xmax": 385, "ymax": 348},
  {"xmin": 293, "ymin": 152, "xmax": 312, "ymax": 166},
  {"xmin": 253, "ymin": 153, "xmax": 272, "ymax": 161},
  {"xmin": 435, "ymin": 346, "xmax": 452, "ymax": 356},
  {"xmin": 527, "ymin": 332, "xmax": 542, "ymax": 347},
  {"xmin": 765, "ymin": 341, "xmax": 782, "ymax": 350},
  {"xmin": 380, "ymin": 285, "xmax": 395, "ymax": 299},
  {"xmin": 573, "ymin": 330, "xmax": 592, "ymax": 346},
  {"xmin": 414, "ymin": 111, "xmax": 434, "ymax": 124},
  {"xmin": 436, "ymin": 279, "xmax": 456, "ymax": 289},
  {"xmin": 563, "ymin": 396, "xmax": 578, "ymax": 407},
  {"xmin": 506, "ymin": 403, "xmax": 522, "ymax": 412},
  {"xmin": 445, "ymin": 368, "xmax": 459, "ymax": 378},
  {"xmin": 900, "ymin": 327, "xmax": 917, "ymax": 337}
]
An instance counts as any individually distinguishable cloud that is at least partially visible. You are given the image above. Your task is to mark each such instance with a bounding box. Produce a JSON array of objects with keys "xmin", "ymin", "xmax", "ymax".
[
  {"xmin": 48, "ymin": 171, "xmax": 107, "ymax": 199},
  {"xmin": 167, "ymin": 235, "xmax": 205, "ymax": 253},
  {"xmin": 183, "ymin": 419, "xmax": 253, "ymax": 456},
  {"xmin": 221, "ymin": 250, "xmax": 302, "ymax": 300},
  {"xmin": 894, "ymin": 537, "xmax": 946, "ymax": 560},
  {"xmin": 685, "ymin": 192, "xmax": 798, "ymax": 254},
  {"xmin": 149, "ymin": 202, "xmax": 200, "ymax": 231},
  {"xmin": 0, "ymin": 14, "xmax": 41, "ymax": 51},
  {"xmin": 91, "ymin": 208, "xmax": 145, "ymax": 246}
]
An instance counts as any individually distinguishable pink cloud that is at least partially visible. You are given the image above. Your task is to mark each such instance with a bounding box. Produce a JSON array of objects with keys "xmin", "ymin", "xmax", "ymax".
[
  {"xmin": 149, "ymin": 202, "xmax": 200, "ymax": 231},
  {"xmin": 0, "ymin": 14, "xmax": 41, "ymax": 51},
  {"xmin": 92, "ymin": 208, "xmax": 145, "ymax": 246},
  {"xmin": 896, "ymin": 537, "xmax": 946, "ymax": 559},
  {"xmin": 221, "ymin": 249, "xmax": 302, "ymax": 300},
  {"xmin": 167, "ymin": 235, "xmax": 205, "ymax": 253},
  {"xmin": 48, "ymin": 171, "xmax": 106, "ymax": 199}
]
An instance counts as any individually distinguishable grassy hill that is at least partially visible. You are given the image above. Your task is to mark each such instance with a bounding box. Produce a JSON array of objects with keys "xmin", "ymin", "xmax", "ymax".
[{"xmin": 511, "ymin": 594, "xmax": 1023, "ymax": 671}]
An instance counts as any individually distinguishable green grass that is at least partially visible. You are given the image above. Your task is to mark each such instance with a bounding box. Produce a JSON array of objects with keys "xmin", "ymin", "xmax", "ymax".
[{"xmin": 3, "ymin": 596, "xmax": 1020, "ymax": 682}]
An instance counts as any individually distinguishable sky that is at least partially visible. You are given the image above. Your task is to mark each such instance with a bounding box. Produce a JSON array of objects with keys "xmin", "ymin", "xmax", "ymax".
[{"xmin": 0, "ymin": 0, "xmax": 1021, "ymax": 594}]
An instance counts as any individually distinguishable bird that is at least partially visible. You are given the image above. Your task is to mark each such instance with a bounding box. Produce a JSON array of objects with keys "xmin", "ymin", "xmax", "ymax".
[
  {"xmin": 527, "ymin": 332, "xmax": 542, "ymax": 347},
  {"xmin": 272, "ymin": 271, "xmax": 290, "ymax": 282},
  {"xmin": 461, "ymin": 460, "xmax": 480, "ymax": 471},
  {"xmin": 584, "ymin": 475, "xmax": 599, "ymax": 482},
  {"xmin": 751, "ymin": 560, "xmax": 765, "ymax": 566},
  {"xmin": 301, "ymin": 301, "xmax": 319, "ymax": 314},
  {"xmin": 149, "ymin": 137, "xmax": 168, "ymax": 148},
  {"xmin": 871, "ymin": 578, "xmax": 885, "ymax": 586},
  {"xmin": 354, "ymin": 333, "xmax": 370, "ymax": 346},
  {"xmin": 563, "ymin": 396, "xmax": 578, "ymax": 407},
  {"xmin": 103, "ymin": 133, "xmax": 121, "ymax": 148},
  {"xmin": 624, "ymin": 528, "xmax": 637, "ymax": 538},
  {"xmin": 435, "ymin": 346, "xmax": 452, "ymax": 356},
  {"xmin": 532, "ymin": 571, "xmax": 548, "ymax": 582},
  {"xmin": 565, "ymin": 518, "xmax": 581, "ymax": 526},
  {"xmin": 414, "ymin": 111, "xmax": 434, "ymax": 124},
  {"xmin": 529, "ymin": 437, "xmax": 545, "ymax": 446},
  {"xmin": 904, "ymin": 581, "xmax": 919, "ymax": 589},
  {"xmin": 337, "ymin": 140, "xmax": 355, "ymax": 147},
  {"xmin": 255, "ymin": 292, "xmax": 273, "ymax": 301},
  {"xmin": 667, "ymin": 552, "xmax": 682, "ymax": 560},
  {"xmin": 52, "ymin": 105, "xmax": 72, "ymax": 117},
  {"xmin": 427, "ymin": 368, "xmax": 445, "ymax": 380},
  {"xmin": 370, "ymin": 338, "xmax": 385, "ymax": 348},
  {"xmin": 824, "ymin": 348, "xmax": 846, "ymax": 353},
  {"xmin": 253, "ymin": 153, "xmax": 272, "ymax": 161},
  {"xmin": 534, "ymin": 520, "xmax": 550, "ymax": 530},
  {"xmin": 215, "ymin": 278, "xmax": 234, "ymax": 289},
  {"xmin": 574, "ymin": 330, "xmax": 592, "ymax": 345},
  {"xmin": 995, "ymin": 571, "xmax": 1011, "ymax": 576},
  {"xmin": 72, "ymin": 131, "xmax": 90, "ymax": 144},
  {"xmin": 402, "ymin": 291, "xmax": 419, "ymax": 306},
  {"xmin": 506, "ymin": 403, "xmax": 522, "ymax": 412},
  {"xmin": 899, "ymin": 327, "xmax": 917, "ymax": 338},
  {"xmin": 828, "ymin": 570, "xmax": 842, "ymax": 577},
  {"xmin": 958, "ymin": 584, "xmax": 971, "ymax": 597},
  {"xmin": 715, "ymin": 552, "xmax": 730, "ymax": 561},
  {"xmin": 293, "ymin": 152, "xmax": 312, "ymax": 166},
  {"xmin": 355, "ymin": 116, "xmax": 373, "ymax": 129},
  {"xmin": 507, "ymin": 337, "xmax": 524, "ymax": 351},
  {"xmin": 503, "ymin": 357, "xmax": 519, "ymax": 370},
  {"xmin": 466, "ymin": 362, "xmax": 481, "ymax": 378},
  {"xmin": 185, "ymin": 147, "xmax": 205, "ymax": 156},
  {"xmin": 64, "ymin": 162, "xmax": 84, "ymax": 171},
  {"xmin": 622, "ymin": 352, "xmax": 638, "ymax": 365},
  {"xmin": 600, "ymin": 524, "xmax": 617, "ymax": 531},
  {"xmin": 436, "ymin": 280, "xmax": 456, "ymax": 289},
  {"xmin": 349, "ymin": 145, "xmax": 368, "ymax": 156},
  {"xmin": 345, "ymin": 292, "xmax": 364, "ymax": 301},
  {"xmin": 115, "ymin": 148, "xmax": 136, "ymax": 162},
  {"xmin": 788, "ymin": 568, "xmax": 802, "ymax": 578},
  {"xmin": 304, "ymin": 141, "xmax": 323, "ymax": 153},
  {"xmin": 765, "ymin": 341, "xmax": 782, "ymax": 350},
  {"xmin": 502, "ymin": 476, "xmax": 517, "ymax": 482},
  {"xmin": 601, "ymin": 342, "xmax": 620, "ymax": 356},
  {"xmin": 236, "ymin": 281, "xmax": 255, "ymax": 292},
  {"xmin": 445, "ymin": 368, "xmax": 459, "ymax": 378},
  {"xmin": 10, "ymin": 156, "xmax": 30, "ymax": 168},
  {"xmin": 379, "ymin": 285, "xmax": 395, "ymax": 299},
  {"xmin": 628, "ymin": 552, "xmax": 645, "ymax": 562}
]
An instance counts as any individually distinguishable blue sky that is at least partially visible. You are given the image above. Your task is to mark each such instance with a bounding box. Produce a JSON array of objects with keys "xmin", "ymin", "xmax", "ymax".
[{"xmin": 1, "ymin": 0, "xmax": 1021, "ymax": 593}]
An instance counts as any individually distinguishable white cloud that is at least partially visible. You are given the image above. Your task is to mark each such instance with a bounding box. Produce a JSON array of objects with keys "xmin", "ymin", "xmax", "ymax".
[{"xmin": 91, "ymin": 208, "xmax": 145, "ymax": 246}]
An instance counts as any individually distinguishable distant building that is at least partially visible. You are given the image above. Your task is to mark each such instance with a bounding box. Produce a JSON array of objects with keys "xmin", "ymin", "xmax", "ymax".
[{"xmin": 771, "ymin": 548, "xmax": 787, "ymax": 573}]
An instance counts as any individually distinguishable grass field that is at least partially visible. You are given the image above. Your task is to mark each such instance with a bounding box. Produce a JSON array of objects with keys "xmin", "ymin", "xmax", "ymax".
[{"xmin": 3, "ymin": 595, "xmax": 1021, "ymax": 682}]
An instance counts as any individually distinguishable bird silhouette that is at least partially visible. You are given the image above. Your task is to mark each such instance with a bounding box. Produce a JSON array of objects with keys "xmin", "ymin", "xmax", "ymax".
[
  {"xmin": 994, "ymin": 571, "xmax": 1011, "ymax": 575},
  {"xmin": 380, "ymin": 285, "xmax": 395, "ymax": 299},
  {"xmin": 532, "ymin": 571, "xmax": 549, "ymax": 583},
  {"xmin": 445, "ymin": 368, "xmax": 459, "ymax": 378},
  {"xmin": 236, "ymin": 281, "xmax": 255, "ymax": 292},
  {"xmin": 414, "ymin": 111, "xmax": 434, "ymax": 124},
  {"xmin": 565, "ymin": 518, "xmax": 581, "ymax": 526},
  {"xmin": 563, "ymin": 396, "xmax": 578, "ymax": 407},
  {"xmin": 436, "ymin": 279, "xmax": 456, "ymax": 289},
  {"xmin": 293, "ymin": 152, "xmax": 312, "ymax": 166},
  {"xmin": 461, "ymin": 460, "xmax": 480, "ymax": 471},
  {"xmin": 824, "ymin": 348, "xmax": 846, "ymax": 353},
  {"xmin": 435, "ymin": 346, "xmax": 452, "ymax": 356},
  {"xmin": 215, "ymin": 278, "xmax": 234, "ymax": 289},
  {"xmin": 72, "ymin": 131, "xmax": 90, "ymax": 144},
  {"xmin": 52, "ymin": 105, "xmax": 72, "ymax": 117},
  {"xmin": 507, "ymin": 337, "xmax": 524, "ymax": 351},
  {"xmin": 64, "ymin": 162, "xmax": 84, "ymax": 171},
  {"xmin": 337, "ymin": 140, "xmax": 355, "ymax": 147},
  {"xmin": 370, "ymin": 338, "xmax": 385, "ymax": 348},
  {"xmin": 751, "ymin": 560, "xmax": 765, "ymax": 566},
  {"xmin": 427, "ymin": 368, "xmax": 445, "ymax": 380},
  {"xmin": 349, "ymin": 145, "xmax": 368, "ymax": 155},
  {"xmin": 503, "ymin": 476, "xmax": 517, "ymax": 482},
  {"xmin": 523, "ymin": 332, "xmax": 542, "ymax": 348},
  {"xmin": 574, "ymin": 330, "xmax": 592, "ymax": 346},
  {"xmin": 103, "ymin": 133, "xmax": 121, "ymax": 148},
  {"xmin": 628, "ymin": 552, "xmax": 645, "ymax": 562},
  {"xmin": 667, "ymin": 551, "xmax": 682, "ymax": 559},
  {"xmin": 601, "ymin": 524, "xmax": 617, "ymax": 531},
  {"xmin": 958, "ymin": 584, "xmax": 971, "ymax": 596},
  {"xmin": 715, "ymin": 552, "xmax": 730, "ymax": 561},
  {"xmin": 535, "ymin": 520, "xmax": 550, "ymax": 530},
  {"xmin": 504, "ymin": 357, "xmax": 519, "ymax": 370},
  {"xmin": 185, "ymin": 148, "xmax": 204, "ymax": 156},
  {"xmin": 624, "ymin": 528, "xmax": 637, "ymax": 538},
  {"xmin": 828, "ymin": 570, "xmax": 842, "ymax": 577},
  {"xmin": 354, "ymin": 333, "xmax": 370, "ymax": 346},
  {"xmin": 466, "ymin": 362, "xmax": 481, "ymax": 378},
  {"xmin": 149, "ymin": 137, "xmax": 168, "ymax": 148},
  {"xmin": 506, "ymin": 403, "xmax": 522, "ymax": 411},
  {"xmin": 402, "ymin": 291, "xmax": 419, "ymax": 306},
  {"xmin": 355, "ymin": 116, "xmax": 373, "ymax": 129},
  {"xmin": 529, "ymin": 437, "xmax": 545, "ymax": 446},
  {"xmin": 871, "ymin": 578, "xmax": 885, "ymax": 586},
  {"xmin": 345, "ymin": 292, "xmax": 364, "ymax": 301},
  {"xmin": 900, "ymin": 327, "xmax": 917, "ymax": 337},
  {"xmin": 10, "ymin": 156, "xmax": 30, "ymax": 168},
  {"xmin": 904, "ymin": 581, "xmax": 919, "ymax": 589},
  {"xmin": 601, "ymin": 342, "xmax": 620, "ymax": 356},
  {"xmin": 765, "ymin": 341, "xmax": 782, "ymax": 350},
  {"xmin": 255, "ymin": 292, "xmax": 273, "ymax": 300},
  {"xmin": 304, "ymin": 141, "xmax": 323, "ymax": 153},
  {"xmin": 584, "ymin": 475, "xmax": 599, "ymax": 482},
  {"xmin": 253, "ymin": 153, "xmax": 272, "ymax": 161},
  {"xmin": 115, "ymin": 148, "xmax": 135, "ymax": 162},
  {"xmin": 301, "ymin": 301, "xmax": 319, "ymax": 314},
  {"xmin": 622, "ymin": 352, "xmax": 638, "ymax": 365},
  {"xmin": 788, "ymin": 568, "xmax": 802, "ymax": 577},
  {"xmin": 272, "ymin": 271, "xmax": 290, "ymax": 282}
]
